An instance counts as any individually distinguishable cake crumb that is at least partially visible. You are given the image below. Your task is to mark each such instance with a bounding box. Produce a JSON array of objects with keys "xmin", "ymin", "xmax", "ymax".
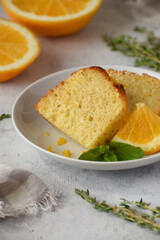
[{"xmin": 45, "ymin": 132, "xmax": 50, "ymax": 136}]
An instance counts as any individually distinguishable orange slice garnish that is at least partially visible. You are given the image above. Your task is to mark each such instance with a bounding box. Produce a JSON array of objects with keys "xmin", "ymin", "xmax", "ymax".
[{"xmin": 112, "ymin": 103, "xmax": 160, "ymax": 155}]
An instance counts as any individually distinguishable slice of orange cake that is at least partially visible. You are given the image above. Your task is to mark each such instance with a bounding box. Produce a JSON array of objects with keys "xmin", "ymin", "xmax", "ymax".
[
  {"xmin": 107, "ymin": 69, "xmax": 160, "ymax": 115},
  {"xmin": 35, "ymin": 66, "xmax": 129, "ymax": 149}
]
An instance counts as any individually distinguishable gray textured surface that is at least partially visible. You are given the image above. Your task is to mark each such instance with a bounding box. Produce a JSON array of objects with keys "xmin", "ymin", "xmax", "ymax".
[{"xmin": 0, "ymin": 0, "xmax": 160, "ymax": 239}]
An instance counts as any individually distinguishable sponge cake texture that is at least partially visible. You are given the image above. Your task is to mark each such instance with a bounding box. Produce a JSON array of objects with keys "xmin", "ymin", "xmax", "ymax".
[{"xmin": 35, "ymin": 66, "xmax": 129, "ymax": 149}]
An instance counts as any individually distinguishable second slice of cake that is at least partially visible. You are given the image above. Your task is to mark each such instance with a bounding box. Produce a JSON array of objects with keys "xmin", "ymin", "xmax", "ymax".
[{"xmin": 35, "ymin": 66, "xmax": 130, "ymax": 149}]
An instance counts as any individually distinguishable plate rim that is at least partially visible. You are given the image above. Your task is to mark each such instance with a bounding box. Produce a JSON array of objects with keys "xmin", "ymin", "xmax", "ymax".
[{"xmin": 12, "ymin": 64, "xmax": 160, "ymax": 170}]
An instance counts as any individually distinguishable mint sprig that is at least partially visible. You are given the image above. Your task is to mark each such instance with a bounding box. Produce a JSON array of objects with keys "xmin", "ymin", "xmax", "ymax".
[
  {"xmin": 78, "ymin": 141, "xmax": 145, "ymax": 162},
  {"xmin": 79, "ymin": 145, "xmax": 117, "ymax": 162}
]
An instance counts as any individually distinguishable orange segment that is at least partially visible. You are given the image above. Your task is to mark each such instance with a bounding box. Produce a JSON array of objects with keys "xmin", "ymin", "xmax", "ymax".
[
  {"xmin": 0, "ymin": 18, "xmax": 40, "ymax": 82},
  {"xmin": 0, "ymin": 24, "xmax": 28, "ymax": 65},
  {"xmin": 112, "ymin": 103, "xmax": 160, "ymax": 155},
  {"xmin": 12, "ymin": 0, "xmax": 90, "ymax": 16},
  {"xmin": 1, "ymin": 0, "xmax": 102, "ymax": 36}
]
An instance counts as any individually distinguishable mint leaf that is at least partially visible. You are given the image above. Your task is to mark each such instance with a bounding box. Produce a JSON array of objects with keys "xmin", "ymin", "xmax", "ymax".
[
  {"xmin": 104, "ymin": 151, "xmax": 117, "ymax": 162},
  {"xmin": 109, "ymin": 141, "xmax": 145, "ymax": 161},
  {"xmin": 79, "ymin": 145, "xmax": 117, "ymax": 162},
  {"xmin": 79, "ymin": 142, "xmax": 145, "ymax": 162},
  {"xmin": 79, "ymin": 147, "xmax": 104, "ymax": 161},
  {"xmin": 99, "ymin": 145, "xmax": 109, "ymax": 154}
]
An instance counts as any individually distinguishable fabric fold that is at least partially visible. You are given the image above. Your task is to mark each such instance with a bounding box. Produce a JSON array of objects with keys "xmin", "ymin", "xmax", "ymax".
[{"xmin": 0, "ymin": 164, "xmax": 60, "ymax": 218}]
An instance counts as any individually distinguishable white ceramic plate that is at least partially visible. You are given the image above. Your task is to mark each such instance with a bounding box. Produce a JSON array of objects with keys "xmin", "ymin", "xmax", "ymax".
[{"xmin": 12, "ymin": 65, "xmax": 160, "ymax": 170}]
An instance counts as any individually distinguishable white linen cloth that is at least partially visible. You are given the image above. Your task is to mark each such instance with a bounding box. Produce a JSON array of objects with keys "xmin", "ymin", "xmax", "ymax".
[{"xmin": 0, "ymin": 164, "xmax": 59, "ymax": 218}]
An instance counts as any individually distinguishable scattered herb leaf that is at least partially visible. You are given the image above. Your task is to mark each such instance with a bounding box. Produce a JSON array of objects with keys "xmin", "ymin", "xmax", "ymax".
[
  {"xmin": 75, "ymin": 189, "xmax": 160, "ymax": 234},
  {"xmin": 103, "ymin": 26, "xmax": 160, "ymax": 71},
  {"xmin": 0, "ymin": 114, "xmax": 11, "ymax": 121},
  {"xmin": 78, "ymin": 141, "xmax": 145, "ymax": 162}
]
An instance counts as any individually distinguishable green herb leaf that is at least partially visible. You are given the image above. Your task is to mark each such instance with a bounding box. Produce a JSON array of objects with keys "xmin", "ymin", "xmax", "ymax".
[
  {"xmin": 79, "ymin": 147, "xmax": 104, "ymax": 161},
  {"xmin": 75, "ymin": 189, "xmax": 160, "ymax": 234},
  {"xmin": 0, "ymin": 113, "xmax": 11, "ymax": 121},
  {"xmin": 79, "ymin": 145, "xmax": 118, "ymax": 162},
  {"xmin": 99, "ymin": 145, "xmax": 109, "ymax": 154},
  {"xmin": 104, "ymin": 150, "xmax": 117, "ymax": 162},
  {"xmin": 103, "ymin": 27, "xmax": 160, "ymax": 71},
  {"xmin": 79, "ymin": 141, "xmax": 145, "ymax": 162},
  {"xmin": 109, "ymin": 141, "xmax": 145, "ymax": 161}
]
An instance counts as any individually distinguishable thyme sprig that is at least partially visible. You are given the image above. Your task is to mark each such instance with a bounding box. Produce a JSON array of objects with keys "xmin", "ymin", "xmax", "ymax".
[
  {"xmin": 103, "ymin": 26, "xmax": 160, "ymax": 71},
  {"xmin": 75, "ymin": 189, "xmax": 160, "ymax": 234},
  {"xmin": 0, "ymin": 113, "xmax": 11, "ymax": 121},
  {"xmin": 120, "ymin": 198, "xmax": 160, "ymax": 220}
]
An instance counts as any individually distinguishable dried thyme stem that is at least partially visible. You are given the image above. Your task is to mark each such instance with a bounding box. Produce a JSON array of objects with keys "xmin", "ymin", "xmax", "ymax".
[
  {"xmin": 0, "ymin": 113, "xmax": 11, "ymax": 121},
  {"xmin": 103, "ymin": 26, "xmax": 160, "ymax": 71},
  {"xmin": 75, "ymin": 189, "xmax": 160, "ymax": 234},
  {"xmin": 120, "ymin": 198, "xmax": 160, "ymax": 221}
]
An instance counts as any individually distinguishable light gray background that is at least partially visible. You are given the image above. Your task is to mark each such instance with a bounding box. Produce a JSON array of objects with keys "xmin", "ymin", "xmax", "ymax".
[{"xmin": 0, "ymin": 0, "xmax": 160, "ymax": 239}]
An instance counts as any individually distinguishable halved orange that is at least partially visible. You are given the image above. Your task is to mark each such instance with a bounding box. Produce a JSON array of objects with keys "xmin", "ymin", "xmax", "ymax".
[
  {"xmin": 1, "ymin": 0, "xmax": 102, "ymax": 36},
  {"xmin": 0, "ymin": 18, "xmax": 40, "ymax": 82},
  {"xmin": 112, "ymin": 103, "xmax": 160, "ymax": 155}
]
